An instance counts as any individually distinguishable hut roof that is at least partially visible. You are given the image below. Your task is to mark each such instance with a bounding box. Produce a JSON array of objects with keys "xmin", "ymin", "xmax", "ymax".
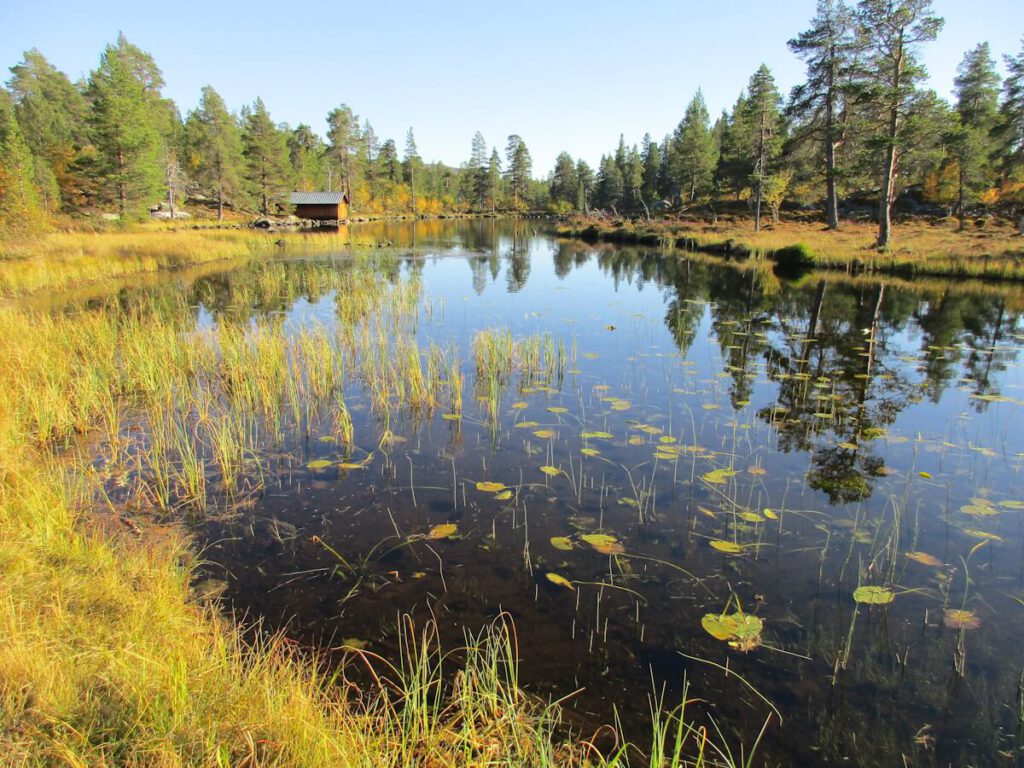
[{"xmin": 289, "ymin": 192, "xmax": 347, "ymax": 205}]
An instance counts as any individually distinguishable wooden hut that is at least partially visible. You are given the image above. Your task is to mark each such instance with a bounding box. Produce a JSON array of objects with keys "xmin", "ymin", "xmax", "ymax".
[{"xmin": 289, "ymin": 191, "xmax": 349, "ymax": 221}]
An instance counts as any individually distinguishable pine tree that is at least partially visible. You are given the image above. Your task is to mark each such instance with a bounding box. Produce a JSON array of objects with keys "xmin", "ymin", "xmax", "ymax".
[
  {"xmin": 184, "ymin": 86, "xmax": 245, "ymax": 220},
  {"xmin": 85, "ymin": 34, "xmax": 165, "ymax": 218},
  {"xmin": 788, "ymin": 0, "xmax": 857, "ymax": 229},
  {"xmin": 241, "ymin": 98, "xmax": 291, "ymax": 215},
  {"xmin": 671, "ymin": 90, "xmax": 718, "ymax": 204},
  {"xmin": 855, "ymin": 0, "xmax": 943, "ymax": 247}
]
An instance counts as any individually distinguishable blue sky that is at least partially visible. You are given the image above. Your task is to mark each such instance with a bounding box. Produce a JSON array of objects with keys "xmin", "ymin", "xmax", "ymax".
[{"xmin": 2, "ymin": 0, "xmax": 1021, "ymax": 174}]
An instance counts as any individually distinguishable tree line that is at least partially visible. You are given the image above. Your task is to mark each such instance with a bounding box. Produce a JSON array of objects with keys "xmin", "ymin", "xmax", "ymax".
[
  {"xmin": 0, "ymin": 34, "xmax": 551, "ymax": 235},
  {"xmin": 2, "ymin": 0, "xmax": 1024, "ymax": 246},
  {"xmin": 547, "ymin": 0, "xmax": 1024, "ymax": 246}
]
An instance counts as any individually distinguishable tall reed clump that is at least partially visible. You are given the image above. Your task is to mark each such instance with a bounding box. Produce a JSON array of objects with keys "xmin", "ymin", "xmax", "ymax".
[{"xmin": 472, "ymin": 329, "xmax": 567, "ymax": 424}]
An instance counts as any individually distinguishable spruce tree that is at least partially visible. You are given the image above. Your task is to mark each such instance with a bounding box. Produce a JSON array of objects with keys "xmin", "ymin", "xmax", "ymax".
[
  {"xmin": 595, "ymin": 154, "xmax": 624, "ymax": 211},
  {"xmin": 241, "ymin": 98, "xmax": 291, "ymax": 216},
  {"xmin": 576, "ymin": 159, "xmax": 595, "ymax": 212},
  {"xmin": 745, "ymin": 65, "xmax": 783, "ymax": 231},
  {"xmin": 403, "ymin": 128, "xmax": 422, "ymax": 215},
  {"xmin": 951, "ymin": 43, "xmax": 1000, "ymax": 226},
  {"xmin": 85, "ymin": 34, "xmax": 165, "ymax": 218},
  {"xmin": 999, "ymin": 39, "xmax": 1024, "ymax": 185},
  {"xmin": 0, "ymin": 94, "xmax": 45, "ymax": 236},
  {"xmin": 185, "ymin": 86, "xmax": 245, "ymax": 220},
  {"xmin": 7, "ymin": 49, "xmax": 87, "ymax": 212},
  {"xmin": 326, "ymin": 104, "xmax": 363, "ymax": 207},
  {"xmin": 716, "ymin": 94, "xmax": 753, "ymax": 199},
  {"xmin": 641, "ymin": 137, "xmax": 661, "ymax": 204},
  {"xmin": 504, "ymin": 135, "xmax": 532, "ymax": 210},
  {"xmin": 288, "ymin": 124, "xmax": 326, "ymax": 193},
  {"xmin": 671, "ymin": 90, "xmax": 718, "ymax": 204},
  {"xmin": 550, "ymin": 151, "xmax": 578, "ymax": 209}
]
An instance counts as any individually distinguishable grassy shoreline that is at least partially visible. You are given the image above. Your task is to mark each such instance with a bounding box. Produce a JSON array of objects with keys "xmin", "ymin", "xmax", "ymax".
[
  {"xmin": 0, "ymin": 229, "xmax": 360, "ymax": 297},
  {"xmin": 556, "ymin": 216, "xmax": 1024, "ymax": 281}
]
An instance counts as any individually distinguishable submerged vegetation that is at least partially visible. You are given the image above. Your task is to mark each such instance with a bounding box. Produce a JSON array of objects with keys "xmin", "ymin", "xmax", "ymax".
[{"xmin": 1, "ymin": 252, "xmax": 770, "ymax": 766}]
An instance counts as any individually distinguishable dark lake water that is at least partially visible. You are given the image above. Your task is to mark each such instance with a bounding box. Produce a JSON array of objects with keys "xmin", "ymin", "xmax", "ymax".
[{"xmin": 76, "ymin": 220, "xmax": 1024, "ymax": 765}]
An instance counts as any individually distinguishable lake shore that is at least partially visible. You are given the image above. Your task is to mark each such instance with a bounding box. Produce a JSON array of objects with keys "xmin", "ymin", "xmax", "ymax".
[{"xmin": 556, "ymin": 215, "xmax": 1024, "ymax": 281}]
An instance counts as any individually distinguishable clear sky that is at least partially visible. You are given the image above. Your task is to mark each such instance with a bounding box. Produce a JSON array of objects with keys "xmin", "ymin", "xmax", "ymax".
[{"xmin": 2, "ymin": 0, "xmax": 1022, "ymax": 175}]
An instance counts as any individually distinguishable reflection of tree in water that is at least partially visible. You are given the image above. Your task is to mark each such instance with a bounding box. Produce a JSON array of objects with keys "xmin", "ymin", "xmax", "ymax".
[
  {"xmin": 759, "ymin": 281, "xmax": 920, "ymax": 504},
  {"xmin": 911, "ymin": 289, "xmax": 1020, "ymax": 406},
  {"xmin": 705, "ymin": 267, "xmax": 774, "ymax": 409}
]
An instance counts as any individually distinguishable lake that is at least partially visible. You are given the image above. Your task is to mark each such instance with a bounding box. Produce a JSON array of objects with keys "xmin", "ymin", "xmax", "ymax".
[{"xmin": 73, "ymin": 218, "xmax": 1024, "ymax": 765}]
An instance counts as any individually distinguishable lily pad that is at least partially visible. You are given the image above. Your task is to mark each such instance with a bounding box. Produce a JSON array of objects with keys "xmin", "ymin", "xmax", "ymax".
[
  {"xmin": 701, "ymin": 611, "xmax": 763, "ymax": 651},
  {"xmin": 307, "ymin": 459, "xmax": 333, "ymax": 470},
  {"xmin": 581, "ymin": 533, "xmax": 624, "ymax": 555},
  {"xmin": 702, "ymin": 468, "xmax": 737, "ymax": 485},
  {"xmin": 540, "ymin": 466, "xmax": 561, "ymax": 477},
  {"xmin": 709, "ymin": 540, "xmax": 743, "ymax": 554},
  {"xmin": 581, "ymin": 431, "xmax": 614, "ymax": 440},
  {"xmin": 545, "ymin": 573, "xmax": 574, "ymax": 590},
  {"xmin": 534, "ymin": 429, "xmax": 557, "ymax": 439},
  {"xmin": 476, "ymin": 481, "xmax": 506, "ymax": 493},
  {"xmin": 906, "ymin": 551, "xmax": 942, "ymax": 567},
  {"xmin": 580, "ymin": 448, "xmax": 601, "ymax": 457},
  {"xmin": 547, "ymin": 406, "xmax": 569, "ymax": 414},
  {"xmin": 494, "ymin": 490, "xmax": 513, "ymax": 500},
  {"xmin": 943, "ymin": 608, "xmax": 981, "ymax": 630},
  {"xmin": 426, "ymin": 523, "xmax": 458, "ymax": 540},
  {"xmin": 550, "ymin": 536, "xmax": 573, "ymax": 551},
  {"xmin": 852, "ymin": 586, "xmax": 894, "ymax": 605}
]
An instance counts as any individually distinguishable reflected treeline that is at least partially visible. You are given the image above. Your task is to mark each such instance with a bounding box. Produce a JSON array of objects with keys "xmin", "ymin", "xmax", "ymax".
[{"xmin": 550, "ymin": 241, "xmax": 1023, "ymax": 502}]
